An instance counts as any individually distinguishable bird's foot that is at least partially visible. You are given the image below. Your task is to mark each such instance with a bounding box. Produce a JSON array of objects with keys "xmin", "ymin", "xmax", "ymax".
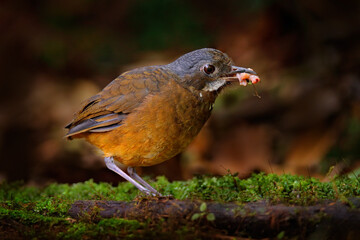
[
  {"xmin": 157, "ymin": 195, "xmax": 174, "ymax": 200},
  {"xmin": 127, "ymin": 166, "xmax": 162, "ymax": 196}
]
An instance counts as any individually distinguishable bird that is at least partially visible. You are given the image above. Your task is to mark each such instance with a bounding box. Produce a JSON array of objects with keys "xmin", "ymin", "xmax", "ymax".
[{"xmin": 65, "ymin": 48, "xmax": 260, "ymax": 196}]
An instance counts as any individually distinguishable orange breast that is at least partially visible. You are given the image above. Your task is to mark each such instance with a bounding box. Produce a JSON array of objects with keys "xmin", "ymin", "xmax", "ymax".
[{"xmin": 85, "ymin": 80, "xmax": 214, "ymax": 167}]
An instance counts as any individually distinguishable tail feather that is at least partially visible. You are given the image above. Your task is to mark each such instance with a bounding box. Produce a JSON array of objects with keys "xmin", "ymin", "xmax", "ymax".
[{"xmin": 65, "ymin": 113, "xmax": 127, "ymax": 138}]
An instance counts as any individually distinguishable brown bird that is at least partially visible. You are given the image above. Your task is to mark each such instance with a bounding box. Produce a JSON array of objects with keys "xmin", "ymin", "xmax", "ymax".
[{"xmin": 65, "ymin": 48, "xmax": 259, "ymax": 195}]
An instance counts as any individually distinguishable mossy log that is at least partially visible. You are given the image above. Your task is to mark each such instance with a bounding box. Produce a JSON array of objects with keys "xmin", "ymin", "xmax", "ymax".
[{"xmin": 69, "ymin": 198, "xmax": 360, "ymax": 238}]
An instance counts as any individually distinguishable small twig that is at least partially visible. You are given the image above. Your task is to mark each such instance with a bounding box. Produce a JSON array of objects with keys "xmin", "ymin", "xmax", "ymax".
[{"xmin": 252, "ymin": 84, "xmax": 261, "ymax": 98}]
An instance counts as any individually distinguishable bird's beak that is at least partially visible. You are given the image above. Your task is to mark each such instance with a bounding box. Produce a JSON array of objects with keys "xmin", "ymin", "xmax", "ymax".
[
  {"xmin": 228, "ymin": 66, "xmax": 257, "ymax": 75},
  {"xmin": 222, "ymin": 66, "xmax": 260, "ymax": 86}
]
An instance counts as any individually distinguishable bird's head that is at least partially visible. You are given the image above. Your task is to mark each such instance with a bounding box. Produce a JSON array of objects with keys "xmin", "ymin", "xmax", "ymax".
[{"xmin": 167, "ymin": 48, "xmax": 259, "ymax": 92}]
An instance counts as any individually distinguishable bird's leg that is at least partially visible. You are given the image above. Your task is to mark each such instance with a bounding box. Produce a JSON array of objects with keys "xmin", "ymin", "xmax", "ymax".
[
  {"xmin": 127, "ymin": 167, "xmax": 162, "ymax": 196},
  {"xmin": 104, "ymin": 157, "xmax": 153, "ymax": 195}
]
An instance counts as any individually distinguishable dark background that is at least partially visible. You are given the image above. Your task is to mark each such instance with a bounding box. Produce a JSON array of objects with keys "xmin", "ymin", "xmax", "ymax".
[{"xmin": 0, "ymin": 0, "xmax": 359, "ymax": 185}]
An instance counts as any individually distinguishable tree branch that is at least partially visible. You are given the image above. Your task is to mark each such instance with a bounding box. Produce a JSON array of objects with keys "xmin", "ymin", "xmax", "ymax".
[{"xmin": 69, "ymin": 198, "xmax": 360, "ymax": 238}]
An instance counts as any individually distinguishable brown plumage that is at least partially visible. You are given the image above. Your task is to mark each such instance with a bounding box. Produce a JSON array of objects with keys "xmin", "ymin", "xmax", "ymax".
[{"xmin": 66, "ymin": 48, "xmax": 259, "ymax": 195}]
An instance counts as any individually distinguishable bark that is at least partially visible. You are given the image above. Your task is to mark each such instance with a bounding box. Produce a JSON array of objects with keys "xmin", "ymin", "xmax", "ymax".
[{"xmin": 69, "ymin": 198, "xmax": 360, "ymax": 239}]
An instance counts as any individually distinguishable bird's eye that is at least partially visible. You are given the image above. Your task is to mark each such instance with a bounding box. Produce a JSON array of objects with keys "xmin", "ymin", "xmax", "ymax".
[{"xmin": 202, "ymin": 64, "xmax": 216, "ymax": 75}]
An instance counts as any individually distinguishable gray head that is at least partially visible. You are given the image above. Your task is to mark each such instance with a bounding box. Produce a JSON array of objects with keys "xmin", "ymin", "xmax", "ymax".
[{"xmin": 167, "ymin": 48, "xmax": 256, "ymax": 92}]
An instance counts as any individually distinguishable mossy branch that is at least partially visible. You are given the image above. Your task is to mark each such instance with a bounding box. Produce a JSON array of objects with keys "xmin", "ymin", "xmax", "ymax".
[{"xmin": 69, "ymin": 198, "xmax": 360, "ymax": 238}]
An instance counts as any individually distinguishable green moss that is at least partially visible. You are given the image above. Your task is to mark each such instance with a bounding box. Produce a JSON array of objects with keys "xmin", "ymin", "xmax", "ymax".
[
  {"xmin": 158, "ymin": 173, "xmax": 359, "ymax": 204},
  {"xmin": 0, "ymin": 173, "xmax": 359, "ymax": 238},
  {"xmin": 57, "ymin": 218, "xmax": 142, "ymax": 240}
]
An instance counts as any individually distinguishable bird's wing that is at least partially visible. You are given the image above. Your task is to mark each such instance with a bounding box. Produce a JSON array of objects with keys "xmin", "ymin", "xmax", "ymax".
[{"xmin": 65, "ymin": 66, "xmax": 169, "ymax": 138}]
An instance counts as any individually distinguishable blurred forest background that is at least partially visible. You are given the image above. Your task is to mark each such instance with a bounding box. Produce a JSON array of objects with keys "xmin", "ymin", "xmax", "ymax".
[{"xmin": 0, "ymin": 0, "xmax": 359, "ymax": 185}]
